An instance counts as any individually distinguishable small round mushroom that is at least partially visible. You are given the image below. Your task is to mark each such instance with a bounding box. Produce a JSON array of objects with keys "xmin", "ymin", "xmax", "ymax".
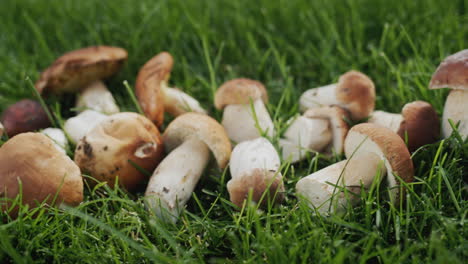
[
  {"xmin": 299, "ymin": 71, "xmax": 375, "ymax": 120},
  {"xmin": 0, "ymin": 99, "xmax": 51, "ymax": 137},
  {"xmin": 135, "ymin": 52, "xmax": 206, "ymax": 127},
  {"xmin": 227, "ymin": 137, "xmax": 284, "ymax": 208},
  {"xmin": 145, "ymin": 113, "xmax": 231, "ymax": 222},
  {"xmin": 0, "ymin": 133, "xmax": 83, "ymax": 216},
  {"xmin": 41, "ymin": 128, "xmax": 68, "ymax": 154},
  {"xmin": 64, "ymin": 110, "xmax": 107, "ymax": 144},
  {"xmin": 429, "ymin": 49, "xmax": 468, "ymax": 139},
  {"xmin": 35, "ymin": 46, "xmax": 128, "ymax": 94},
  {"xmin": 368, "ymin": 101, "xmax": 440, "ymax": 151},
  {"xmin": 76, "ymin": 80, "xmax": 120, "ymax": 114},
  {"xmin": 74, "ymin": 112, "xmax": 164, "ymax": 191},
  {"xmin": 214, "ymin": 78, "xmax": 275, "ymax": 143}
]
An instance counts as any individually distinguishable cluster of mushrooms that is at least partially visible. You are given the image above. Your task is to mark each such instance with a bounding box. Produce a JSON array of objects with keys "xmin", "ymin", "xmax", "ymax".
[{"xmin": 0, "ymin": 46, "xmax": 466, "ymax": 220}]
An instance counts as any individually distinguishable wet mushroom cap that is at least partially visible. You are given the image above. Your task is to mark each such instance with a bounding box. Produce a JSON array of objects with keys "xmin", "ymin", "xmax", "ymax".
[
  {"xmin": 336, "ymin": 71, "xmax": 376, "ymax": 120},
  {"xmin": 429, "ymin": 49, "xmax": 468, "ymax": 90},
  {"xmin": 35, "ymin": 46, "xmax": 128, "ymax": 94},
  {"xmin": 214, "ymin": 78, "xmax": 268, "ymax": 110},
  {"xmin": 74, "ymin": 112, "xmax": 164, "ymax": 191},
  {"xmin": 163, "ymin": 112, "xmax": 231, "ymax": 169},
  {"xmin": 0, "ymin": 99, "xmax": 51, "ymax": 137},
  {"xmin": 0, "ymin": 133, "xmax": 83, "ymax": 215},
  {"xmin": 135, "ymin": 51, "xmax": 174, "ymax": 127}
]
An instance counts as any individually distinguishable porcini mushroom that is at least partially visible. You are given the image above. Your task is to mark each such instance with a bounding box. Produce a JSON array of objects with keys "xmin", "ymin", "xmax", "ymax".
[
  {"xmin": 0, "ymin": 133, "xmax": 83, "ymax": 216},
  {"xmin": 74, "ymin": 112, "xmax": 164, "ymax": 191},
  {"xmin": 429, "ymin": 49, "xmax": 468, "ymax": 139},
  {"xmin": 145, "ymin": 113, "xmax": 231, "ymax": 222},
  {"xmin": 41, "ymin": 128, "xmax": 68, "ymax": 154},
  {"xmin": 299, "ymin": 71, "xmax": 375, "ymax": 120},
  {"xmin": 0, "ymin": 99, "xmax": 51, "ymax": 137},
  {"xmin": 227, "ymin": 137, "xmax": 284, "ymax": 208},
  {"xmin": 76, "ymin": 80, "xmax": 120, "ymax": 114},
  {"xmin": 135, "ymin": 52, "xmax": 207, "ymax": 127},
  {"xmin": 64, "ymin": 110, "xmax": 107, "ymax": 144},
  {"xmin": 35, "ymin": 46, "xmax": 128, "ymax": 94},
  {"xmin": 0, "ymin": 121, "xmax": 4, "ymax": 137},
  {"xmin": 214, "ymin": 78, "xmax": 275, "ymax": 143},
  {"xmin": 368, "ymin": 101, "xmax": 440, "ymax": 151}
]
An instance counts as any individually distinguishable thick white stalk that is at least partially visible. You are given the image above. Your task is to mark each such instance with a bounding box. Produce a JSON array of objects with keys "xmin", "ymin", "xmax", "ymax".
[
  {"xmin": 368, "ymin": 111, "xmax": 403, "ymax": 133},
  {"xmin": 145, "ymin": 137, "xmax": 210, "ymax": 222},
  {"xmin": 162, "ymin": 86, "xmax": 207, "ymax": 116},
  {"xmin": 299, "ymin": 84, "xmax": 338, "ymax": 112},
  {"xmin": 41, "ymin": 128, "xmax": 68, "ymax": 154},
  {"xmin": 442, "ymin": 89, "xmax": 468, "ymax": 139},
  {"xmin": 64, "ymin": 110, "xmax": 107, "ymax": 144},
  {"xmin": 76, "ymin": 81, "xmax": 120, "ymax": 114}
]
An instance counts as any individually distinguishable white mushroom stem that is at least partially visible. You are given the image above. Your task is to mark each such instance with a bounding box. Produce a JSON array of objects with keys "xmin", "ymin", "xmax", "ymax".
[
  {"xmin": 41, "ymin": 128, "xmax": 68, "ymax": 154},
  {"xmin": 76, "ymin": 81, "xmax": 120, "ymax": 114},
  {"xmin": 161, "ymin": 85, "xmax": 207, "ymax": 116},
  {"xmin": 0, "ymin": 121, "xmax": 4, "ymax": 136},
  {"xmin": 299, "ymin": 84, "xmax": 338, "ymax": 112},
  {"xmin": 442, "ymin": 89, "xmax": 468, "ymax": 139},
  {"xmin": 279, "ymin": 116, "xmax": 332, "ymax": 162},
  {"xmin": 145, "ymin": 137, "xmax": 210, "ymax": 223},
  {"xmin": 368, "ymin": 111, "xmax": 403, "ymax": 133},
  {"xmin": 222, "ymin": 99, "xmax": 275, "ymax": 143},
  {"xmin": 64, "ymin": 110, "xmax": 107, "ymax": 144},
  {"xmin": 296, "ymin": 152, "xmax": 386, "ymax": 214}
]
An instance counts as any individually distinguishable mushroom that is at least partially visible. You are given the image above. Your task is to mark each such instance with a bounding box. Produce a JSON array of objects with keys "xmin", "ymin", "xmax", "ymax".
[
  {"xmin": 280, "ymin": 106, "xmax": 350, "ymax": 163},
  {"xmin": 0, "ymin": 133, "xmax": 83, "ymax": 216},
  {"xmin": 41, "ymin": 128, "xmax": 68, "ymax": 154},
  {"xmin": 429, "ymin": 49, "xmax": 468, "ymax": 139},
  {"xmin": 227, "ymin": 137, "xmax": 284, "ymax": 208},
  {"xmin": 145, "ymin": 113, "xmax": 231, "ymax": 222},
  {"xmin": 214, "ymin": 78, "xmax": 275, "ymax": 143},
  {"xmin": 35, "ymin": 46, "xmax": 128, "ymax": 94},
  {"xmin": 296, "ymin": 123, "xmax": 414, "ymax": 214},
  {"xmin": 76, "ymin": 80, "xmax": 120, "ymax": 114},
  {"xmin": 135, "ymin": 52, "xmax": 206, "ymax": 127},
  {"xmin": 0, "ymin": 99, "xmax": 51, "ymax": 137},
  {"xmin": 299, "ymin": 71, "xmax": 375, "ymax": 120},
  {"xmin": 64, "ymin": 110, "xmax": 107, "ymax": 144},
  {"xmin": 368, "ymin": 101, "xmax": 440, "ymax": 151},
  {"xmin": 0, "ymin": 121, "xmax": 4, "ymax": 137},
  {"xmin": 74, "ymin": 112, "xmax": 164, "ymax": 191}
]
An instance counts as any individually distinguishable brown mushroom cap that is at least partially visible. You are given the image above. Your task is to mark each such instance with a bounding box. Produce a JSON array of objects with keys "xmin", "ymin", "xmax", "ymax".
[
  {"xmin": 1, "ymin": 99, "xmax": 51, "ymax": 137},
  {"xmin": 336, "ymin": 71, "xmax": 375, "ymax": 120},
  {"xmin": 398, "ymin": 101, "xmax": 440, "ymax": 151},
  {"xmin": 0, "ymin": 133, "xmax": 83, "ymax": 215},
  {"xmin": 344, "ymin": 123, "xmax": 414, "ymax": 203},
  {"xmin": 74, "ymin": 112, "xmax": 164, "ymax": 191},
  {"xmin": 135, "ymin": 52, "xmax": 174, "ymax": 127},
  {"xmin": 163, "ymin": 112, "xmax": 231, "ymax": 169},
  {"xmin": 214, "ymin": 78, "xmax": 268, "ymax": 110},
  {"xmin": 35, "ymin": 46, "xmax": 128, "ymax": 94},
  {"xmin": 429, "ymin": 49, "xmax": 468, "ymax": 90}
]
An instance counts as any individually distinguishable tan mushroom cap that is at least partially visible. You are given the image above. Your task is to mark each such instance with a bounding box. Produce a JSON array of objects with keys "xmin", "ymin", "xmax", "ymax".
[
  {"xmin": 227, "ymin": 169, "xmax": 284, "ymax": 208},
  {"xmin": 74, "ymin": 112, "xmax": 164, "ymax": 191},
  {"xmin": 214, "ymin": 78, "xmax": 268, "ymax": 110},
  {"xmin": 344, "ymin": 123, "xmax": 414, "ymax": 203},
  {"xmin": 163, "ymin": 112, "xmax": 231, "ymax": 169},
  {"xmin": 304, "ymin": 105, "xmax": 350, "ymax": 154},
  {"xmin": 35, "ymin": 46, "xmax": 128, "ymax": 94},
  {"xmin": 0, "ymin": 133, "xmax": 83, "ymax": 215},
  {"xmin": 135, "ymin": 51, "xmax": 174, "ymax": 127},
  {"xmin": 336, "ymin": 71, "xmax": 376, "ymax": 120},
  {"xmin": 398, "ymin": 101, "xmax": 440, "ymax": 151},
  {"xmin": 429, "ymin": 49, "xmax": 468, "ymax": 90}
]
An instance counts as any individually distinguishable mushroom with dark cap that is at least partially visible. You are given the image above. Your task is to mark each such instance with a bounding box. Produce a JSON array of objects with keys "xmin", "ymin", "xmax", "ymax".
[
  {"xmin": 74, "ymin": 112, "xmax": 164, "ymax": 191},
  {"xmin": 0, "ymin": 133, "xmax": 83, "ymax": 216},
  {"xmin": 214, "ymin": 78, "xmax": 275, "ymax": 143},
  {"xmin": 145, "ymin": 112, "xmax": 231, "ymax": 222},
  {"xmin": 0, "ymin": 99, "xmax": 51, "ymax": 137},
  {"xmin": 299, "ymin": 71, "xmax": 375, "ymax": 120},
  {"xmin": 429, "ymin": 49, "xmax": 468, "ymax": 139},
  {"xmin": 368, "ymin": 101, "xmax": 440, "ymax": 151}
]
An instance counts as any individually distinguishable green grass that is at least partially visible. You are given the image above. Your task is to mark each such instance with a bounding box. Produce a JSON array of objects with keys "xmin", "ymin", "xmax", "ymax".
[{"xmin": 1, "ymin": 0, "xmax": 467, "ymax": 263}]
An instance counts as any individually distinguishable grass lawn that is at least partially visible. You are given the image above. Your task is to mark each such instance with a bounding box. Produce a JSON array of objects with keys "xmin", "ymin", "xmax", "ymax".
[{"xmin": 1, "ymin": 0, "xmax": 467, "ymax": 263}]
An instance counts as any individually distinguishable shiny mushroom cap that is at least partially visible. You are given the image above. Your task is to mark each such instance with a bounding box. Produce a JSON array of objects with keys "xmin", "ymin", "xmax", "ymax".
[
  {"xmin": 163, "ymin": 112, "xmax": 231, "ymax": 169},
  {"xmin": 0, "ymin": 99, "xmax": 51, "ymax": 137},
  {"xmin": 336, "ymin": 71, "xmax": 376, "ymax": 120},
  {"xmin": 74, "ymin": 112, "xmax": 164, "ymax": 191},
  {"xmin": 214, "ymin": 78, "xmax": 268, "ymax": 110},
  {"xmin": 429, "ymin": 49, "xmax": 468, "ymax": 90},
  {"xmin": 35, "ymin": 46, "xmax": 128, "ymax": 94}
]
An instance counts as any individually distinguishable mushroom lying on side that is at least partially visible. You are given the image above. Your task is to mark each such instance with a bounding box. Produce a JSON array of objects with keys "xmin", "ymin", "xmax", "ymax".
[
  {"xmin": 135, "ymin": 52, "xmax": 207, "ymax": 127},
  {"xmin": 76, "ymin": 80, "xmax": 120, "ymax": 114},
  {"xmin": 41, "ymin": 128, "xmax": 68, "ymax": 154},
  {"xmin": 145, "ymin": 113, "xmax": 231, "ymax": 222},
  {"xmin": 74, "ymin": 112, "xmax": 164, "ymax": 191},
  {"xmin": 0, "ymin": 133, "xmax": 83, "ymax": 216},
  {"xmin": 0, "ymin": 99, "xmax": 51, "ymax": 137},
  {"xmin": 429, "ymin": 49, "xmax": 468, "ymax": 139},
  {"xmin": 299, "ymin": 71, "xmax": 375, "ymax": 121},
  {"xmin": 296, "ymin": 123, "xmax": 413, "ymax": 214},
  {"xmin": 368, "ymin": 101, "xmax": 439, "ymax": 151},
  {"xmin": 215, "ymin": 78, "xmax": 275, "ymax": 143},
  {"xmin": 64, "ymin": 110, "xmax": 107, "ymax": 144},
  {"xmin": 228, "ymin": 137, "xmax": 284, "ymax": 208}
]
